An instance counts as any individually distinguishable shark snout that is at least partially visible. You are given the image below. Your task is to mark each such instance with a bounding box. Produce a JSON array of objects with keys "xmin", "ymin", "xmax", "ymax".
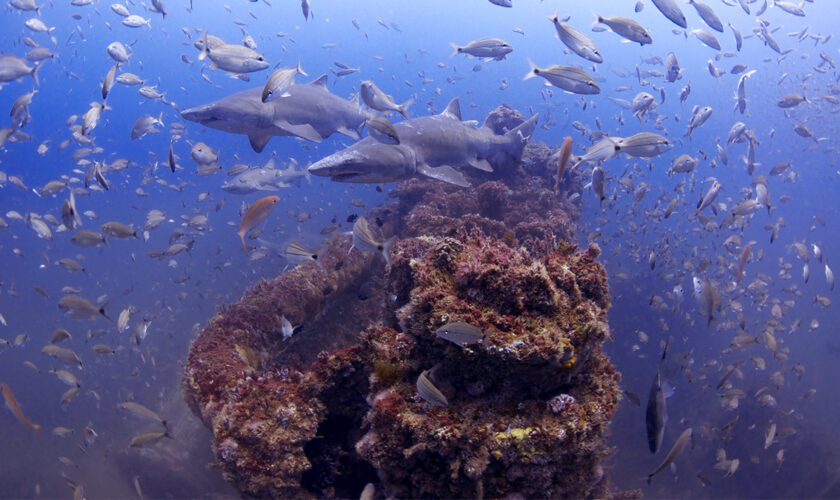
[
  {"xmin": 180, "ymin": 105, "xmax": 210, "ymax": 123},
  {"xmin": 308, "ymin": 150, "xmax": 363, "ymax": 177}
]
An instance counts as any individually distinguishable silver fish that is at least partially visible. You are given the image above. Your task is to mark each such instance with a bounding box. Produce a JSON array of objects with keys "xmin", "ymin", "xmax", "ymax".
[
  {"xmin": 106, "ymin": 41, "xmax": 130, "ymax": 63},
  {"xmin": 115, "ymin": 73, "xmax": 143, "ymax": 86},
  {"xmin": 42, "ymin": 345, "xmax": 83, "ymax": 369},
  {"xmin": 696, "ymin": 181, "xmax": 722, "ymax": 215},
  {"xmin": 777, "ymin": 94, "xmax": 808, "ymax": 108},
  {"xmin": 416, "ymin": 369, "xmax": 448, "ymax": 407},
  {"xmin": 651, "ymin": 0, "xmax": 687, "ymax": 28},
  {"xmin": 117, "ymin": 401, "xmax": 168, "ymax": 428},
  {"xmin": 130, "ymin": 113, "xmax": 163, "ymax": 140},
  {"xmin": 365, "ymin": 116, "xmax": 400, "ymax": 144},
  {"xmin": 574, "ymin": 137, "xmax": 619, "ymax": 167},
  {"xmin": 664, "ymin": 52, "xmax": 681, "ymax": 82},
  {"xmin": 360, "ymin": 80, "xmax": 412, "ymax": 118},
  {"xmin": 593, "ymin": 13, "xmax": 652, "ymax": 45},
  {"xmin": 450, "ymin": 38, "xmax": 513, "ymax": 60},
  {"xmin": 687, "ymin": 0, "xmax": 723, "ymax": 32},
  {"xmin": 685, "ymin": 105, "xmax": 713, "ymax": 137},
  {"xmin": 262, "ymin": 62, "xmax": 307, "ymax": 103},
  {"xmin": 668, "ymin": 154, "xmax": 698, "ymax": 175},
  {"xmin": 70, "ymin": 229, "xmax": 107, "ymax": 248},
  {"xmin": 50, "ymin": 368, "xmax": 80, "ymax": 388},
  {"xmin": 646, "ymin": 344, "xmax": 668, "ymax": 454},
  {"xmin": 351, "ymin": 217, "xmax": 395, "ymax": 266},
  {"xmin": 592, "ymin": 166, "xmax": 605, "ymax": 206},
  {"xmin": 102, "ymin": 65, "xmax": 117, "ymax": 100},
  {"xmin": 436, "ymin": 322, "xmax": 485, "ymax": 347},
  {"xmin": 647, "ymin": 428, "xmax": 692, "ymax": 484},
  {"xmin": 284, "ymin": 239, "xmax": 319, "ymax": 264},
  {"xmin": 58, "ymin": 294, "xmax": 109, "ymax": 320},
  {"xmin": 129, "ymin": 430, "xmax": 171, "ymax": 448},
  {"xmin": 0, "ymin": 54, "xmax": 39, "ymax": 86},
  {"xmin": 524, "ymin": 59, "xmax": 599, "ymax": 95},
  {"xmin": 199, "ymin": 39, "xmax": 268, "ymax": 74},
  {"xmin": 548, "ymin": 11, "xmax": 603, "ymax": 63},
  {"xmin": 616, "ymin": 132, "xmax": 673, "ymax": 158},
  {"xmin": 774, "ymin": 0, "xmax": 806, "ymax": 16},
  {"xmin": 692, "ymin": 28, "xmax": 721, "ymax": 50},
  {"xmin": 729, "ymin": 23, "xmax": 742, "ymax": 51},
  {"xmin": 101, "ymin": 221, "xmax": 138, "ymax": 239}
]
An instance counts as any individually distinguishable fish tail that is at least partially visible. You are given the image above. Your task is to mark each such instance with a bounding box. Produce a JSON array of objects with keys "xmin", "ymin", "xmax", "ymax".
[
  {"xmin": 99, "ymin": 306, "xmax": 111, "ymax": 322},
  {"xmin": 398, "ymin": 96, "xmax": 413, "ymax": 119},
  {"xmin": 523, "ymin": 57, "xmax": 539, "ymax": 81},
  {"xmin": 239, "ymin": 232, "xmax": 248, "ymax": 254},
  {"xmin": 449, "ymin": 43, "xmax": 462, "ymax": 58},
  {"xmin": 30, "ymin": 62, "xmax": 40, "ymax": 87},
  {"xmin": 198, "ymin": 30, "xmax": 209, "ymax": 61},
  {"xmin": 381, "ymin": 235, "xmax": 396, "ymax": 268},
  {"xmin": 548, "ymin": 8, "xmax": 558, "ymax": 22},
  {"xmin": 296, "ymin": 60, "xmax": 308, "ymax": 77}
]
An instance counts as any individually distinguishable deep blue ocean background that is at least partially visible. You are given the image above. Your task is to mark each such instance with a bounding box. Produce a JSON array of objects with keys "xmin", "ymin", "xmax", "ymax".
[{"xmin": 1, "ymin": 0, "xmax": 838, "ymax": 497}]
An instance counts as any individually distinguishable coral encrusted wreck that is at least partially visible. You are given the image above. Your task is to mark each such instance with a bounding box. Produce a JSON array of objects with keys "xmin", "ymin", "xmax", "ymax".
[{"xmin": 183, "ymin": 105, "xmax": 622, "ymax": 499}]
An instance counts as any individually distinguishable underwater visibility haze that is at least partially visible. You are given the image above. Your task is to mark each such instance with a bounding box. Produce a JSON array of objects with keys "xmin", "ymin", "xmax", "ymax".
[{"xmin": 0, "ymin": 0, "xmax": 839, "ymax": 498}]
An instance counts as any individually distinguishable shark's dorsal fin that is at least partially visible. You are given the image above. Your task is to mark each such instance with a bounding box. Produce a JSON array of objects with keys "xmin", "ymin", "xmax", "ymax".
[
  {"xmin": 440, "ymin": 98, "xmax": 461, "ymax": 121},
  {"xmin": 310, "ymin": 74, "xmax": 329, "ymax": 88}
]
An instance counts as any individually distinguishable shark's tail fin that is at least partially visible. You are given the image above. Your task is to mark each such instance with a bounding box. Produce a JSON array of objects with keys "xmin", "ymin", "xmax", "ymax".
[
  {"xmin": 490, "ymin": 114, "xmax": 539, "ymax": 168},
  {"xmin": 505, "ymin": 114, "xmax": 538, "ymax": 143}
]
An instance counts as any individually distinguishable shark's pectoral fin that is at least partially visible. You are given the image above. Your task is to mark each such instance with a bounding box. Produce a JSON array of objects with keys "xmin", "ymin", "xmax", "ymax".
[
  {"xmin": 467, "ymin": 157, "xmax": 494, "ymax": 172},
  {"xmin": 274, "ymin": 120, "xmax": 322, "ymax": 143},
  {"xmin": 417, "ymin": 163, "xmax": 470, "ymax": 188},
  {"xmin": 248, "ymin": 134, "xmax": 272, "ymax": 153},
  {"xmin": 336, "ymin": 126, "xmax": 360, "ymax": 140}
]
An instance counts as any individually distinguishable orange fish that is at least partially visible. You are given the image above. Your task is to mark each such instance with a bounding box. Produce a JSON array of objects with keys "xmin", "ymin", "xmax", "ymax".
[
  {"xmin": 737, "ymin": 243, "xmax": 750, "ymax": 284},
  {"xmin": 554, "ymin": 136, "xmax": 573, "ymax": 194},
  {"xmin": 1, "ymin": 383, "xmax": 40, "ymax": 438},
  {"xmin": 237, "ymin": 195, "xmax": 280, "ymax": 254}
]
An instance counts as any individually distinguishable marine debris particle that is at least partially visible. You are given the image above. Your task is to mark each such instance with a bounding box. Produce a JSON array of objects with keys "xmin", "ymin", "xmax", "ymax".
[{"xmin": 183, "ymin": 105, "xmax": 622, "ymax": 499}]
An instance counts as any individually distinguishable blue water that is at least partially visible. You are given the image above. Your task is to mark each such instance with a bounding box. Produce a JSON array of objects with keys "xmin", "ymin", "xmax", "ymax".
[{"xmin": 0, "ymin": 0, "xmax": 838, "ymax": 497}]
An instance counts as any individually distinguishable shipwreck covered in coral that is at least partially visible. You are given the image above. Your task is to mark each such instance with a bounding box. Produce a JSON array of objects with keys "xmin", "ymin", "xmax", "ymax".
[{"xmin": 183, "ymin": 105, "xmax": 623, "ymax": 499}]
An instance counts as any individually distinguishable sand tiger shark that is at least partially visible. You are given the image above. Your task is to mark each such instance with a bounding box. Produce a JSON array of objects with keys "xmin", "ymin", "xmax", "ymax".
[
  {"xmin": 307, "ymin": 98, "xmax": 538, "ymax": 187},
  {"xmin": 180, "ymin": 74, "xmax": 370, "ymax": 153}
]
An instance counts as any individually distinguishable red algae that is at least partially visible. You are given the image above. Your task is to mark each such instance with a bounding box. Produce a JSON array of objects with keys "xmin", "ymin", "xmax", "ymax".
[{"xmin": 182, "ymin": 105, "xmax": 626, "ymax": 499}]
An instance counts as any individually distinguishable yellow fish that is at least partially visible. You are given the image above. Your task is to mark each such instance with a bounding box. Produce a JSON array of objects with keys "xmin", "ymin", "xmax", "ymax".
[
  {"xmin": 1, "ymin": 383, "xmax": 40, "ymax": 438},
  {"xmin": 237, "ymin": 195, "xmax": 279, "ymax": 254}
]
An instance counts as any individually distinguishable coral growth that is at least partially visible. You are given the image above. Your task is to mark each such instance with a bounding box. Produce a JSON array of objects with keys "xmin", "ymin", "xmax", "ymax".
[
  {"xmin": 183, "ymin": 105, "xmax": 622, "ymax": 498},
  {"xmin": 360, "ymin": 230, "xmax": 619, "ymax": 498}
]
